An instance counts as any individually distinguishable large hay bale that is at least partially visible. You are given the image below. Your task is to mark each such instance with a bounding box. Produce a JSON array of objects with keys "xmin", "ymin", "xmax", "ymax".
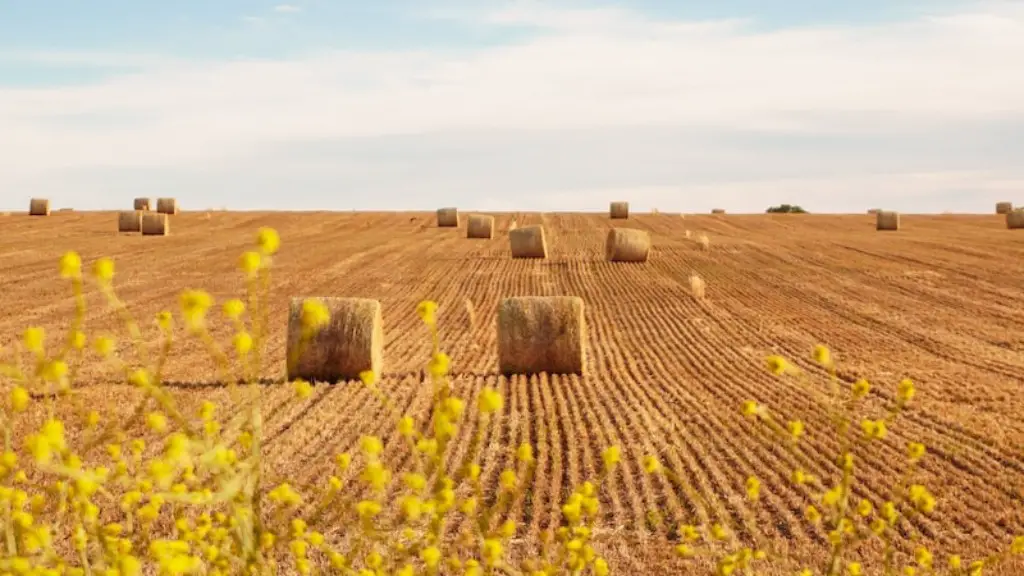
[
  {"xmin": 497, "ymin": 296, "xmax": 586, "ymax": 376},
  {"xmin": 437, "ymin": 207, "xmax": 459, "ymax": 227},
  {"xmin": 286, "ymin": 297, "xmax": 383, "ymax": 383},
  {"xmin": 609, "ymin": 201, "xmax": 629, "ymax": 219},
  {"xmin": 118, "ymin": 210, "xmax": 143, "ymax": 233},
  {"xmin": 134, "ymin": 198, "xmax": 151, "ymax": 211},
  {"xmin": 996, "ymin": 202, "xmax": 1013, "ymax": 215},
  {"xmin": 1007, "ymin": 209, "xmax": 1024, "ymax": 229},
  {"xmin": 509, "ymin": 225, "xmax": 547, "ymax": 258},
  {"xmin": 876, "ymin": 210, "xmax": 900, "ymax": 231},
  {"xmin": 711, "ymin": 208, "xmax": 726, "ymax": 214},
  {"xmin": 467, "ymin": 214, "xmax": 494, "ymax": 239},
  {"xmin": 156, "ymin": 198, "xmax": 178, "ymax": 214},
  {"xmin": 141, "ymin": 212, "xmax": 169, "ymax": 235},
  {"xmin": 605, "ymin": 228, "xmax": 651, "ymax": 262},
  {"xmin": 28, "ymin": 198, "xmax": 50, "ymax": 216}
]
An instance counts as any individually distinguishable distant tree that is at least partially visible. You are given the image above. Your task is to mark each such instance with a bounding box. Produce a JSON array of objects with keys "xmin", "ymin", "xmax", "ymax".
[{"xmin": 766, "ymin": 204, "xmax": 808, "ymax": 214}]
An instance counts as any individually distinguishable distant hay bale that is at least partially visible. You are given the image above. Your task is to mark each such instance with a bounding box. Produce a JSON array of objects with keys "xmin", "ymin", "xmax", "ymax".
[
  {"xmin": 156, "ymin": 198, "xmax": 178, "ymax": 214},
  {"xmin": 876, "ymin": 210, "xmax": 900, "ymax": 231},
  {"xmin": 509, "ymin": 225, "xmax": 548, "ymax": 258},
  {"xmin": 497, "ymin": 296, "xmax": 586, "ymax": 376},
  {"xmin": 696, "ymin": 233, "xmax": 710, "ymax": 250},
  {"xmin": 605, "ymin": 228, "xmax": 651, "ymax": 262},
  {"xmin": 29, "ymin": 198, "xmax": 50, "ymax": 216},
  {"xmin": 684, "ymin": 229, "xmax": 692, "ymax": 239},
  {"xmin": 867, "ymin": 209, "xmax": 880, "ymax": 215},
  {"xmin": 437, "ymin": 207, "xmax": 459, "ymax": 227},
  {"xmin": 467, "ymin": 214, "xmax": 495, "ymax": 239},
  {"xmin": 609, "ymin": 201, "xmax": 629, "ymax": 219},
  {"xmin": 996, "ymin": 202, "xmax": 1013, "ymax": 214},
  {"xmin": 118, "ymin": 210, "xmax": 143, "ymax": 232},
  {"xmin": 711, "ymin": 208, "xmax": 725, "ymax": 214},
  {"xmin": 56, "ymin": 208, "xmax": 73, "ymax": 212},
  {"xmin": 286, "ymin": 297, "xmax": 383, "ymax": 383},
  {"xmin": 134, "ymin": 198, "xmax": 151, "ymax": 211},
  {"xmin": 1007, "ymin": 210, "xmax": 1024, "ymax": 229},
  {"xmin": 689, "ymin": 273, "xmax": 706, "ymax": 299},
  {"xmin": 141, "ymin": 212, "xmax": 169, "ymax": 235}
]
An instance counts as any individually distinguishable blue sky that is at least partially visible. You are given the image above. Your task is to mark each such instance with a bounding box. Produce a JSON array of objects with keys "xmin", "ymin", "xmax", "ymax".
[{"xmin": 1, "ymin": 0, "xmax": 1023, "ymax": 212}]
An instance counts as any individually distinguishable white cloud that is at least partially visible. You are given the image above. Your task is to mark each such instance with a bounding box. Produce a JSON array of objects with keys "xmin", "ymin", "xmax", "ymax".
[
  {"xmin": 273, "ymin": 4, "xmax": 302, "ymax": 13},
  {"xmin": 1, "ymin": 1, "xmax": 1023, "ymax": 211}
]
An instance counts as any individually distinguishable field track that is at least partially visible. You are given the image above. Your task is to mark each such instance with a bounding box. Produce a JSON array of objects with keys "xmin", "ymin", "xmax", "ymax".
[{"xmin": 3, "ymin": 210, "xmax": 1024, "ymax": 573}]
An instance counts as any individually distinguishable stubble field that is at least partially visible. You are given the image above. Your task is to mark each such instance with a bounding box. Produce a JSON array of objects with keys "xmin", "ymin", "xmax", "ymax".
[{"xmin": 3, "ymin": 210, "xmax": 1024, "ymax": 573}]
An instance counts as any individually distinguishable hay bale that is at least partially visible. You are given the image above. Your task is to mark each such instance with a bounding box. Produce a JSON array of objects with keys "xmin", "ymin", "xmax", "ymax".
[
  {"xmin": 1007, "ymin": 209, "xmax": 1024, "ymax": 229},
  {"xmin": 876, "ymin": 210, "xmax": 900, "ymax": 231},
  {"xmin": 467, "ymin": 214, "xmax": 495, "ymax": 239},
  {"xmin": 867, "ymin": 208, "xmax": 880, "ymax": 215},
  {"xmin": 609, "ymin": 201, "xmax": 629, "ymax": 219},
  {"xmin": 711, "ymin": 208, "xmax": 725, "ymax": 214},
  {"xmin": 286, "ymin": 297, "xmax": 383, "ymax": 383},
  {"xmin": 497, "ymin": 296, "xmax": 586, "ymax": 375},
  {"xmin": 996, "ymin": 202, "xmax": 1013, "ymax": 215},
  {"xmin": 141, "ymin": 212, "xmax": 169, "ymax": 235},
  {"xmin": 437, "ymin": 207, "xmax": 459, "ymax": 227},
  {"xmin": 134, "ymin": 198, "xmax": 151, "ymax": 211},
  {"xmin": 118, "ymin": 210, "xmax": 143, "ymax": 232},
  {"xmin": 156, "ymin": 198, "xmax": 178, "ymax": 214},
  {"xmin": 28, "ymin": 198, "xmax": 50, "ymax": 216},
  {"xmin": 509, "ymin": 225, "xmax": 547, "ymax": 258},
  {"xmin": 605, "ymin": 228, "xmax": 651, "ymax": 262}
]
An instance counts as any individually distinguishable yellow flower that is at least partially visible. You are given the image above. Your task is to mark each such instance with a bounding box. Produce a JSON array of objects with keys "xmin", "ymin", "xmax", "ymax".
[
  {"xmin": 398, "ymin": 416, "xmax": 415, "ymax": 437},
  {"xmin": 335, "ymin": 453, "xmax": 352, "ymax": 470},
  {"xmin": 300, "ymin": 299, "xmax": 330, "ymax": 333},
  {"xmin": 41, "ymin": 360, "xmax": 68, "ymax": 383},
  {"xmin": 10, "ymin": 386, "xmax": 29, "ymax": 412},
  {"xmin": 92, "ymin": 257, "xmax": 115, "ymax": 283},
  {"xmin": 427, "ymin": 352, "xmax": 451, "ymax": 377},
  {"xmin": 642, "ymin": 455, "xmax": 661, "ymax": 474},
  {"xmin": 146, "ymin": 412, "xmax": 168, "ymax": 432},
  {"xmin": 59, "ymin": 251, "xmax": 82, "ymax": 279},
  {"xmin": 481, "ymin": 539, "xmax": 503, "ymax": 566},
  {"xmin": 907, "ymin": 442, "xmax": 926, "ymax": 463},
  {"xmin": 23, "ymin": 326, "xmax": 45, "ymax": 354},
  {"xmin": 479, "ymin": 387, "xmax": 503, "ymax": 414},
  {"xmin": 948, "ymin": 555, "xmax": 962, "ymax": 569},
  {"xmin": 179, "ymin": 289, "xmax": 213, "ymax": 333},
  {"xmin": 156, "ymin": 311, "xmax": 173, "ymax": 332},
  {"xmin": 791, "ymin": 469, "xmax": 807, "ymax": 485},
  {"xmin": 741, "ymin": 400, "xmax": 759, "ymax": 419},
  {"xmin": 420, "ymin": 546, "xmax": 441, "ymax": 568},
  {"xmin": 71, "ymin": 330, "xmax": 86, "ymax": 349},
  {"xmin": 915, "ymin": 547, "xmax": 933, "ymax": 568},
  {"xmin": 898, "ymin": 378, "xmax": 916, "ymax": 403},
  {"xmin": 805, "ymin": 505, "xmax": 822, "ymax": 524},
  {"xmin": 602, "ymin": 446, "xmax": 620, "ymax": 471},
  {"xmin": 222, "ymin": 299, "xmax": 245, "ymax": 320},
  {"xmin": 787, "ymin": 420, "xmax": 805, "ymax": 441},
  {"xmin": 745, "ymin": 476, "xmax": 761, "ymax": 500},
  {"xmin": 256, "ymin": 227, "xmax": 280, "ymax": 255},
  {"xmin": 360, "ymin": 436, "xmax": 383, "ymax": 457},
  {"xmin": 499, "ymin": 469, "xmax": 516, "ymax": 491},
  {"xmin": 847, "ymin": 563, "xmax": 863, "ymax": 575},
  {"xmin": 812, "ymin": 344, "xmax": 832, "ymax": 366},
  {"xmin": 857, "ymin": 499, "xmax": 873, "ymax": 517},
  {"xmin": 239, "ymin": 251, "xmax": 261, "ymax": 276},
  {"xmin": 1011, "ymin": 536, "xmax": 1024, "ymax": 555},
  {"xmin": 517, "ymin": 443, "xmax": 534, "ymax": 464},
  {"xmin": 416, "ymin": 301, "xmax": 438, "ymax": 325},
  {"xmin": 851, "ymin": 379, "xmax": 870, "ymax": 399},
  {"xmin": 765, "ymin": 355, "xmax": 789, "ymax": 376},
  {"xmin": 233, "ymin": 332, "xmax": 253, "ymax": 355},
  {"xmin": 861, "ymin": 419, "xmax": 887, "ymax": 440}
]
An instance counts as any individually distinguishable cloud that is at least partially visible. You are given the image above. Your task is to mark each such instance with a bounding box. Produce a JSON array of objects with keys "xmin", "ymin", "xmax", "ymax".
[
  {"xmin": 0, "ymin": 1, "xmax": 1023, "ymax": 211},
  {"xmin": 273, "ymin": 4, "xmax": 302, "ymax": 13}
]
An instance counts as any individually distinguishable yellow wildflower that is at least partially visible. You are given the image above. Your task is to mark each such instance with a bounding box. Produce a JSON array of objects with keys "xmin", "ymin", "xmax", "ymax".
[{"xmin": 59, "ymin": 251, "xmax": 82, "ymax": 279}]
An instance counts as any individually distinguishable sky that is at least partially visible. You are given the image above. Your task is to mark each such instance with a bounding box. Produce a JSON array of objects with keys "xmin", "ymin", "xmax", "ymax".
[{"xmin": 1, "ymin": 0, "xmax": 1023, "ymax": 213}]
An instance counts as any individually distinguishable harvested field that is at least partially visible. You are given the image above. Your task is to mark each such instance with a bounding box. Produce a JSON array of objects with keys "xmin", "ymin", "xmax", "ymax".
[{"xmin": 3, "ymin": 211, "xmax": 1024, "ymax": 573}]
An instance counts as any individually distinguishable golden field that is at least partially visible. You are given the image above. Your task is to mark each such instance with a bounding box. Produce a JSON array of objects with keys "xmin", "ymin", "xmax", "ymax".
[{"xmin": 2, "ymin": 210, "xmax": 1024, "ymax": 574}]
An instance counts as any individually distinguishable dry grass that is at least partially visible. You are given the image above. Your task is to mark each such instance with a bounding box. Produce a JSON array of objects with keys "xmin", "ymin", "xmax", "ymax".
[
  {"xmin": 877, "ymin": 210, "xmax": 900, "ymax": 231},
  {"xmin": 466, "ymin": 214, "xmax": 495, "ymax": 239},
  {"xmin": 610, "ymin": 201, "xmax": 629, "ymax": 219},
  {"xmin": 605, "ymin": 228, "xmax": 651, "ymax": 262},
  {"xmin": 28, "ymin": 198, "xmax": 50, "ymax": 216},
  {"xmin": 156, "ymin": 197, "xmax": 179, "ymax": 214},
  {"xmin": 509, "ymin": 224, "xmax": 548, "ymax": 258},
  {"xmin": 437, "ymin": 207, "xmax": 459, "ymax": 227},
  {"xmin": 285, "ymin": 297, "xmax": 383, "ymax": 382},
  {"xmin": 141, "ymin": 212, "xmax": 169, "ymax": 235},
  {"xmin": 117, "ymin": 210, "xmax": 143, "ymax": 233},
  {"xmin": 496, "ymin": 295, "xmax": 586, "ymax": 375}
]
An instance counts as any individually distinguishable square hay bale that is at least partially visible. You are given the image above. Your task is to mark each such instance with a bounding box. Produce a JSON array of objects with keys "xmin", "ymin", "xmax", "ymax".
[
  {"xmin": 29, "ymin": 198, "xmax": 50, "ymax": 216},
  {"xmin": 497, "ymin": 296, "xmax": 586, "ymax": 375},
  {"xmin": 141, "ymin": 212, "xmax": 169, "ymax": 235},
  {"xmin": 996, "ymin": 202, "xmax": 1013, "ymax": 214},
  {"xmin": 605, "ymin": 228, "xmax": 651, "ymax": 262},
  {"xmin": 509, "ymin": 225, "xmax": 548, "ymax": 258},
  {"xmin": 711, "ymin": 208, "xmax": 726, "ymax": 214},
  {"xmin": 876, "ymin": 210, "xmax": 900, "ymax": 231},
  {"xmin": 118, "ymin": 210, "xmax": 143, "ymax": 232},
  {"xmin": 467, "ymin": 214, "xmax": 495, "ymax": 239},
  {"xmin": 1007, "ymin": 209, "xmax": 1024, "ymax": 229},
  {"xmin": 156, "ymin": 198, "xmax": 178, "ymax": 214},
  {"xmin": 437, "ymin": 207, "xmax": 459, "ymax": 227},
  {"xmin": 286, "ymin": 297, "xmax": 383, "ymax": 383},
  {"xmin": 609, "ymin": 201, "xmax": 629, "ymax": 219},
  {"xmin": 134, "ymin": 197, "xmax": 151, "ymax": 211}
]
